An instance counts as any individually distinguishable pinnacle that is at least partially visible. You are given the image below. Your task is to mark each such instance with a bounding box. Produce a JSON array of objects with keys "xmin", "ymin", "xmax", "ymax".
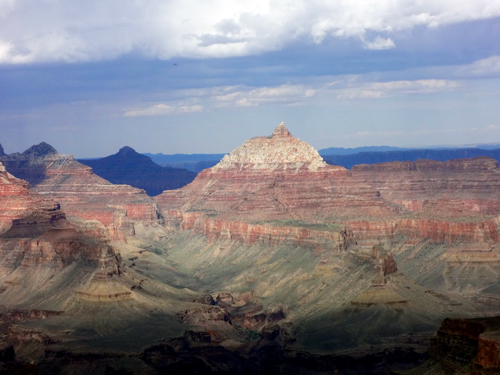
[
  {"xmin": 272, "ymin": 122, "xmax": 292, "ymax": 137},
  {"xmin": 22, "ymin": 142, "xmax": 58, "ymax": 158},
  {"xmin": 118, "ymin": 146, "xmax": 136, "ymax": 154}
]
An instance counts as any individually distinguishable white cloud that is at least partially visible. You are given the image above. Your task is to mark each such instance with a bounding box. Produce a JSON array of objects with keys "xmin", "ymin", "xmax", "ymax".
[
  {"xmin": 335, "ymin": 79, "xmax": 460, "ymax": 99},
  {"xmin": 363, "ymin": 36, "xmax": 396, "ymax": 50},
  {"xmin": 122, "ymin": 78, "xmax": 462, "ymax": 116},
  {"xmin": 124, "ymin": 103, "xmax": 203, "ymax": 117},
  {"xmin": 0, "ymin": 0, "xmax": 499, "ymax": 63},
  {"xmin": 211, "ymin": 84, "xmax": 316, "ymax": 107},
  {"xmin": 456, "ymin": 56, "xmax": 500, "ymax": 77}
]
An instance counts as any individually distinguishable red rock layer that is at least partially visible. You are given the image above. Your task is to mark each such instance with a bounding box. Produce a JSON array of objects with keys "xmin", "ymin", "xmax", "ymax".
[
  {"xmin": 156, "ymin": 161, "xmax": 394, "ymax": 222},
  {"xmin": 166, "ymin": 209, "xmax": 347, "ymax": 250},
  {"xmin": 156, "ymin": 125, "xmax": 500, "ymax": 251},
  {"xmin": 0, "ymin": 162, "xmax": 122, "ymax": 269},
  {"xmin": 344, "ymin": 217, "xmax": 500, "ymax": 245},
  {"xmin": 0, "ymin": 162, "xmax": 36, "ymax": 232},
  {"xmin": 351, "ymin": 157, "xmax": 500, "ymax": 217},
  {"xmin": 429, "ymin": 317, "xmax": 500, "ymax": 373},
  {"xmin": 1, "ymin": 152, "xmax": 160, "ymax": 231}
]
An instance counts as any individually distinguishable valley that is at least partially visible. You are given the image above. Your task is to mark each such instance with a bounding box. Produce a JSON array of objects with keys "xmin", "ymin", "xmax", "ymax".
[{"xmin": 1, "ymin": 123, "xmax": 500, "ymax": 374}]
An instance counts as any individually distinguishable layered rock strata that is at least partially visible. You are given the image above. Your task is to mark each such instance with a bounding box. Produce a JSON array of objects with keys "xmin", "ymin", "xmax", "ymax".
[
  {"xmin": 0, "ymin": 164, "xmax": 123, "ymax": 271},
  {"xmin": 410, "ymin": 316, "xmax": 500, "ymax": 374},
  {"xmin": 156, "ymin": 123, "xmax": 395, "ymax": 222},
  {"xmin": 0, "ymin": 162, "xmax": 36, "ymax": 233},
  {"xmin": 351, "ymin": 157, "xmax": 500, "ymax": 217},
  {"xmin": 0, "ymin": 143, "xmax": 160, "ymax": 235},
  {"xmin": 156, "ymin": 123, "xmax": 500, "ymax": 253}
]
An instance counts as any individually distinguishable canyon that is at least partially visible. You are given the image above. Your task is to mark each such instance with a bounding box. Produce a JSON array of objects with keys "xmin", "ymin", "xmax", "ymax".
[{"xmin": 1, "ymin": 123, "xmax": 500, "ymax": 374}]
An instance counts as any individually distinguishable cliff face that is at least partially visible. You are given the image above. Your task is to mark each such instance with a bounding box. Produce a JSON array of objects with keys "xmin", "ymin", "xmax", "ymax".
[
  {"xmin": 409, "ymin": 317, "xmax": 500, "ymax": 374},
  {"xmin": 156, "ymin": 123, "xmax": 395, "ymax": 222},
  {"xmin": 0, "ymin": 162, "xmax": 36, "ymax": 233},
  {"xmin": 78, "ymin": 146, "xmax": 197, "ymax": 196},
  {"xmin": 0, "ymin": 163, "xmax": 122, "ymax": 270},
  {"xmin": 0, "ymin": 143, "xmax": 160, "ymax": 234},
  {"xmin": 351, "ymin": 157, "xmax": 500, "ymax": 217},
  {"xmin": 156, "ymin": 124, "xmax": 500, "ymax": 252},
  {"xmin": 323, "ymin": 147, "xmax": 500, "ymax": 169}
]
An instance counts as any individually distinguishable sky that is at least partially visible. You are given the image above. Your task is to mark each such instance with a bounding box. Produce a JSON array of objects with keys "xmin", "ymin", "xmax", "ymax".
[{"xmin": 1, "ymin": 0, "xmax": 500, "ymax": 158}]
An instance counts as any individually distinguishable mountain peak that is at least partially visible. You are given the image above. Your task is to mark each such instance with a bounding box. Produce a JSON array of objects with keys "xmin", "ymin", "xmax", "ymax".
[
  {"xmin": 0, "ymin": 143, "xmax": 5, "ymax": 157},
  {"xmin": 271, "ymin": 122, "xmax": 292, "ymax": 138},
  {"xmin": 22, "ymin": 142, "xmax": 58, "ymax": 158},
  {"xmin": 214, "ymin": 123, "xmax": 326, "ymax": 171},
  {"xmin": 118, "ymin": 146, "xmax": 137, "ymax": 155}
]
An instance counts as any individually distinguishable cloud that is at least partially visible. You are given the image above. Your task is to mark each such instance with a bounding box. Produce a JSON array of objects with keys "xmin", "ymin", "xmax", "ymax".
[
  {"xmin": 335, "ymin": 79, "xmax": 460, "ymax": 99},
  {"xmin": 124, "ymin": 104, "xmax": 203, "ymax": 117},
  {"xmin": 212, "ymin": 85, "xmax": 316, "ymax": 107},
  {"xmin": 0, "ymin": 0, "xmax": 499, "ymax": 63},
  {"xmin": 122, "ymin": 78, "xmax": 462, "ymax": 116},
  {"xmin": 456, "ymin": 55, "xmax": 500, "ymax": 77},
  {"xmin": 363, "ymin": 36, "xmax": 396, "ymax": 50},
  {"xmin": 123, "ymin": 84, "xmax": 316, "ymax": 116}
]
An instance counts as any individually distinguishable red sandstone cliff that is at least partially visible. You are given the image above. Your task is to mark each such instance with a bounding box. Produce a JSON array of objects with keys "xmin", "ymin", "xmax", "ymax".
[
  {"xmin": 156, "ymin": 124, "xmax": 500, "ymax": 251},
  {"xmin": 418, "ymin": 316, "xmax": 500, "ymax": 374},
  {"xmin": 0, "ymin": 143, "xmax": 160, "ymax": 235},
  {"xmin": 156, "ymin": 123, "xmax": 394, "ymax": 222},
  {"xmin": 0, "ymin": 161, "xmax": 122, "ymax": 270},
  {"xmin": 351, "ymin": 157, "xmax": 500, "ymax": 217},
  {"xmin": 0, "ymin": 162, "xmax": 36, "ymax": 233}
]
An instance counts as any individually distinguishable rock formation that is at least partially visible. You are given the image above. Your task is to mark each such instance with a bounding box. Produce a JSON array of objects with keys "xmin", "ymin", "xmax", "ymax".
[
  {"xmin": 78, "ymin": 146, "xmax": 197, "ymax": 196},
  {"xmin": 0, "ymin": 143, "xmax": 160, "ymax": 236},
  {"xmin": 0, "ymin": 162, "xmax": 37, "ymax": 233},
  {"xmin": 322, "ymin": 146, "xmax": 500, "ymax": 169},
  {"xmin": 156, "ymin": 123, "xmax": 500, "ymax": 253},
  {"xmin": 351, "ymin": 157, "xmax": 500, "ymax": 217},
  {"xmin": 0, "ymin": 165, "xmax": 122, "ymax": 270},
  {"xmin": 409, "ymin": 316, "xmax": 500, "ymax": 374},
  {"xmin": 156, "ymin": 122, "xmax": 395, "ymax": 222},
  {"xmin": 3, "ymin": 125, "xmax": 500, "ymax": 374}
]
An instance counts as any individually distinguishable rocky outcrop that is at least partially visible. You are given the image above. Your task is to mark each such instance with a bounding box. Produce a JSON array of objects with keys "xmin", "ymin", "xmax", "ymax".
[
  {"xmin": 351, "ymin": 157, "xmax": 500, "ymax": 217},
  {"xmin": 78, "ymin": 146, "xmax": 197, "ymax": 196},
  {"xmin": 157, "ymin": 124, "xmax": 500, "ymax": 254},
  {"xmin": 0, "ymin": 163, "xmax": 123, "ymax": 270},
  {"xmin": 177, "ymin": 306, "xmax": 231, "ymax": 325},
  {"xmin": 156, "ymin": 123, "xmax": 395, "ymax": 222},
  {"xmin": 323, "ymin": 147, "xmax": 500, "ymax": 169},
  {"xmin": 0, "ymin": 212, "xmax": 122, "ymax": 270},
  {"xmin": 412, "ymin": 316, "xmax": 500, "ymax": 374},
  {"xmin": 165, "ymin": 209, "xmax": 347, "ymax": 250},
  {"xmin": 0, "ymin": 143, "xmax": 160, "ymax": 236},
  {"xmin": 0, "ymin": 310, "xmax": 63, "ymax": 323},
  {"xmin": 0, "ymin": 162, "xmax": 36, "ymax": 233},
  {"xmin": 216, "ymin": 122, "xmax": 327, "ymax": 171}
]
